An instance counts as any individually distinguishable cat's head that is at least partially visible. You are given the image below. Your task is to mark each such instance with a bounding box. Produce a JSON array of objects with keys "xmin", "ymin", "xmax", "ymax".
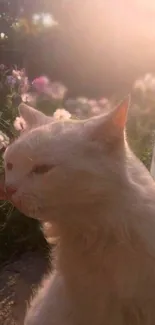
[{"xmin": 3, "ymin": 98, "xmax": 130, "ymax": 227}]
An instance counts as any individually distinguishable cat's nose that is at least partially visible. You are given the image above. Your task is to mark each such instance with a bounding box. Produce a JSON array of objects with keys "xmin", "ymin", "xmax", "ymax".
[{"xmin": 5, "ymin": 186, "xmax": 17, "ymax": 198}]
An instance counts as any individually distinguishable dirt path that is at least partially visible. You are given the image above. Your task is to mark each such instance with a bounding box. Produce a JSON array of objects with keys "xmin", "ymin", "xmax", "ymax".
[{"xmin": 0, "ymin": 251, "xmax": 50, "ymax": 325}]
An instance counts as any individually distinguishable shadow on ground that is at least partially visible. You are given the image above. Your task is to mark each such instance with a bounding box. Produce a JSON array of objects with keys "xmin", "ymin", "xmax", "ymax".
[{"xmin": 0, "ymin": 251, "xmax": 51, "ymax": 325}]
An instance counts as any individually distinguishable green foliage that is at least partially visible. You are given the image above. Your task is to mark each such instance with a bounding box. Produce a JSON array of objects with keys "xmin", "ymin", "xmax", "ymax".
[
  {"xmin": 0, "ymin": 65, "xmax": 21, "ymax": 137},
  {"xmin": 127, "ymin": 74, "xmax": 155, "ymax": 169},
  {"xmin": 0, "ymin": 204, "xmax": 49, "ymax": 268},
  {"xmin": 0, "ymin": 66, "xmax": 50, "ymax": 265}
]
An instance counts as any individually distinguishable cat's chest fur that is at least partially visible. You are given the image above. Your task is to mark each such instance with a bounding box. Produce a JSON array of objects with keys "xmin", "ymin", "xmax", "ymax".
[
  {"xmin": 24, "ymin": 237, "xmax": 155, "ymax": 325},
  {"xmin": 24, "ymin": 273, "xmax": 73, "ymax": 325},
  {"xmin": 24, "ymin": 271, "xmax": 105, "ymax": 325},
  {"xmin": 24, "ymin": 270, "xmax": 118, "ymax": 325}
]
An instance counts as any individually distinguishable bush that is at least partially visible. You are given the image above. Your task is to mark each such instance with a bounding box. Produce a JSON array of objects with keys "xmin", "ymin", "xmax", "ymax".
[
  {"xmin": 0, "ymin": 66, "xmax": 50, "ymax": 265},
  {"xmin": 127, "ymin": 74, "xmax": 155, "ymax": 170}
]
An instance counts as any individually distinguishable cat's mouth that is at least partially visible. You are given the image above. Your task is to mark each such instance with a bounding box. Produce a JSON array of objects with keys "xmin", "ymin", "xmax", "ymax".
[
  {"xmin": 0, "ymin": 176, "xmax": 46, "ymax": 220},
  {"xmin": 0, "ymin": 174, "xmax": 21, "ymax": 208},
  {"xmin": 0, "ymin": 180, "xmax": 30, "ymax": 215}
]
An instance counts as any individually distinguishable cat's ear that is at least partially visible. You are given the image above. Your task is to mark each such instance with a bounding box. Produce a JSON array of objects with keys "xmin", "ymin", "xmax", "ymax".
[
  {"xmin": 108, "ymin": 95, "xmax": 130, "ymax": 131},
  {"xmin": 18, "ymin": 103, "xmax": 47, "ymax": 129},
  {"xmin": 88, "ymin": 96, "xmax": 130, "ymax": 144}
]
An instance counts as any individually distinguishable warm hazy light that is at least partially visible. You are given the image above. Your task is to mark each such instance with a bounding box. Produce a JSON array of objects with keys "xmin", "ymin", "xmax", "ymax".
[
  {"xmin": 33, "ymin": 14, "xmax": 40, "ymax": 24},
  {"xmin": 0, "ymin": 33, "xmax": 7, "ymax": 39},
  {"xmin": 42, "ymin": 14, "xmax": 53, "ymax": 27},
  {"xmin": 32, "ymin": 13, "xmax": 58, "ymax": 27},
  {"xmin": 136, "ymin": 0, "xmax": 155, "ymax": 11}
]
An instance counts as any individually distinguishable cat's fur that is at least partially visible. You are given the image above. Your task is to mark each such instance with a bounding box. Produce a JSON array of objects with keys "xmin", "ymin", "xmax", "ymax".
[{"xmin": 3, "ymin": 99, "xmax": 155, "ymax": 325}]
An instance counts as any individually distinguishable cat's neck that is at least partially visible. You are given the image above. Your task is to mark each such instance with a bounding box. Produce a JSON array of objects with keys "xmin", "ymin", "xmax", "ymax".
[
  {"xmin": 55, "ymin": 155, "xmax": 155, "ymax": 276},
  {"xmin": 50, "ymin": 146, "xmax": 155, "ymax": 320},
  {"xmin": 52, "ymin": 143, "xmax": 155, "ymax": 275}
]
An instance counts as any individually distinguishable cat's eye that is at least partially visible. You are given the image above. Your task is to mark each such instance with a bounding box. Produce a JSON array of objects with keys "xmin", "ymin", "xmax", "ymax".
[
  {"xmin": 32, "ymin": 164, "xmax": 54, "ymax": 175},
  {"xmin": 7, "ymin": 162, "xmax": 13, "ymax": 171}
]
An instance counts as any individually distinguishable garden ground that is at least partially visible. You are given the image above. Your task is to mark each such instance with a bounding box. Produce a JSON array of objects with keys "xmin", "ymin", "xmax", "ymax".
[{"xmin": 0, "ymin": 251, "xmax": 50, "ymax": 325}]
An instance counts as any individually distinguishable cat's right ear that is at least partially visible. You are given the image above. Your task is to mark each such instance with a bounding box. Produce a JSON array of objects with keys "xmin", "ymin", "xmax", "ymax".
[{"xmin": 87, "ymin": 96, "xmax": 130, "ymax": 145}]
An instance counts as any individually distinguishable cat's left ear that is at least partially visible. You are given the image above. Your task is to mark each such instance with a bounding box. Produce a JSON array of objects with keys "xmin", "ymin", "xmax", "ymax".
[
  {"xmin": 19, "ymin": 103, "xmax": 48, "ymax": 128},
  {"xmin": 14, "ymin": 103, "xmax": 51, "ymax": 132},
  {"xmin": 88, "ymin": 96, "xmax": 130, "ymax": 144}
]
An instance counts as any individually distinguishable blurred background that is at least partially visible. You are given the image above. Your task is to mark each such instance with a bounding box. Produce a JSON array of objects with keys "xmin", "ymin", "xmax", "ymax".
[
  {"xmin": 1, "ymin": 3, "xmax": 155, "ymax": 323},
  {"xmin": 1, "ymin": 0, "xmax": 155, "ymax": 97},
  {"xmin": 1, "ymin": 0, "xmax": 155, "ymax": 263}
]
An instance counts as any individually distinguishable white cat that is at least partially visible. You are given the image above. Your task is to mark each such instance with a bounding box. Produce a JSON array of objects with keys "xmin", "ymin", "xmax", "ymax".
[{"xmin": 3, "ymin": 98, "xmax": 155, "ymax": 325}]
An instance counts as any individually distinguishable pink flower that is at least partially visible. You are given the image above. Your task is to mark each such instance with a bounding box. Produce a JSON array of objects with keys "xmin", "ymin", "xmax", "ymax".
[
  {"xmin": 13, "ymin": 117, "xmax": 27, "ymax": 131},
  {"xmin": 98, "ymin": 98, "xmax": 109, "ymax": 107},
  {"xmin": 0, "ymin": 132, "xmax": 9, "ymax": 149},
  {"xmin": 53, "ymin": 108, "xmax": 71, "ymax": 120},
  {"xmin": 33, "ymin": 76, "xmax": 67, "ymax": 100},
  {"xmin": 21, "ymin": 93, "xmax": 34, "ymax": 103},
  {"xmin": 20, "ymin": 77, "xmax": 29, "ymax": 94},
  {"xmin": 12, "ymin": 68, "xmax": 26, "ymax": 80},
  {"xmin": 32, "ymin": 76, "xmax": 50, "ymax": 93},
  {"xmin": 91, "ymin": 105, "xmax": 101, "ymax": 115},
  {"xmin": 0, "ymin": 64, "xmax": 5, "ymax": 70},
  {"xmin": 46, "ymin": 82, "xmax": 67, "ymax": 99},
  {"xmin": 12, "ymin": 69, "xmax": 22, "ymax": 80},
  {"xmin": 134, "ymin": 79, "xmax": 146, "ymax": 92},
  {"xmin": 88, "ymin": 99, "xmax": 97, "ymax": 106}
]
